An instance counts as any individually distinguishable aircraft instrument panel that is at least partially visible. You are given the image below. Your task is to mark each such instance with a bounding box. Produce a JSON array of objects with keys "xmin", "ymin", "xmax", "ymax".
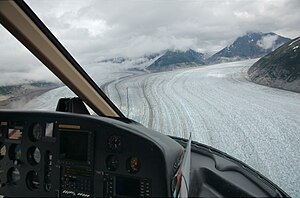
[{"xmin": 0, "ymin": 111, "xmax": 182, "ymax": 197}]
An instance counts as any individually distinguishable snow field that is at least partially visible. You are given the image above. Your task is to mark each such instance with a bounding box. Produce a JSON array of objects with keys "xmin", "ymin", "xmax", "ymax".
[
  {"xmin": 106, "ymin": 59, "xmax": 300, "ymax": 197},
  {"xmin": 24, "ymin": 59, "xmax": 300, "ymax": 197}
]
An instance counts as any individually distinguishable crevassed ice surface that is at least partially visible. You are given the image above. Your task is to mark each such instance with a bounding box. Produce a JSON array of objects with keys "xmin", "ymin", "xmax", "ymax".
[
  {"xmin": 102, "ymin": 59, "xmax": 300, "ymax": 197},
  {"xmin": 25, "ymin": 59, "xmax": 300, "ymax": 197}
]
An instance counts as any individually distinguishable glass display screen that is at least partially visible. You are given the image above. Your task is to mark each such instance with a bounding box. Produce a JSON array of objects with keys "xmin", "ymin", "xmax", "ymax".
[
  {"xmin": 59, "ymin": 130, "xmax": 88, "ymax": 162},
  {"xmin": 45, "ymin": 123, "xmax": 54, "ymax": 137},
  {"xmin": 8, "ymin": 128, "xmax": 22, "ymax": 140},
  {"xmin": 115, "ymin": 176, "xmax": 140, "ymax": 197},
  {"xmin": 65, "ymin": 167, "xmax": 92, "ymax": 177}
]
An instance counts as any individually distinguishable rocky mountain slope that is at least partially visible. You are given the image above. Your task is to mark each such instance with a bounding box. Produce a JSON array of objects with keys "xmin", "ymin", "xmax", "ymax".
[
  {"xmin": 248, "ymin": 37, "xmax": 300, "ymax": 93},
  {"xmin": 0, "ymin": 81, "xmax": 60, "ymax": 109},
  {"xmin": 146, "ymin": 49, "xmax": 205, "ymax": 72},
  {"xmin": 208, "ymin": 32, "xmax": 290, "ymax": 64},
  {"xmin": 96, "ymin": 32, "xmax": 291, "ymax": 73}
]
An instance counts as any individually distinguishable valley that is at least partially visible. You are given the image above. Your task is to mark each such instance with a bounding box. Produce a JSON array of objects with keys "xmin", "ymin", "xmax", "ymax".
[
  {"xmin": 15, "ymin": 59, "xmax": 300, "ymax": 197},
  {"xmin": 104, "ymin": 59, "xmax": 300, "ymax": 197}
]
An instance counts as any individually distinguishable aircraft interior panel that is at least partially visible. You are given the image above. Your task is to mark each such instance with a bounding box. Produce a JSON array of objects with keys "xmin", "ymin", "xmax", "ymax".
[{"xmin": 0, "ymin": 111, "xmax": 179, "ymax": 197}]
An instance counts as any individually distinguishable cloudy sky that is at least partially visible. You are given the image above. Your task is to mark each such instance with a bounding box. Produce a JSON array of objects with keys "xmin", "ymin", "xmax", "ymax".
[{"xmin": 0, "ymin": 0, "xmax": 300, "ymax": 85}]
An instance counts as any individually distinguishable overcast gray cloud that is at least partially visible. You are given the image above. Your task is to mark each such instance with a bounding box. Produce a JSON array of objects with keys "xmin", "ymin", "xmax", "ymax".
[
  {"xmin": 0, "ymin": 0, "xmax": 300, "ymax": 85},
  {"xmin": 25, "ymin": 0, "xmax": 300, "ymax": 58}
]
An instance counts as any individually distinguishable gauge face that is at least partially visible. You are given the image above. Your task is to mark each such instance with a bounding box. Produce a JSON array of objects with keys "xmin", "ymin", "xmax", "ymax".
[
  {"xmin": 0, "ymin": 143, "xmax": 6, "ymax": 160},
  {"xmin": 106, "ymin": 155, "xmax": 119, "ymax": 171},
  {"xmin": 32, "ymin": 123, "xmax": 43, "ymax": 141},
  {"xmin": 107, "ymin": 135, "xmax": 121, "ymax": 152},
  {"xmin": 27, "ymin": 146, "xmax": 41, "ymax": 165},
  {"xmin": 33, "ymin": 147, "xmax": 41, "ymax": 164},
  {"xmin": 126, "ymin": 156, "xmax": 140, "ymax": 174},
  {"xmin": 26, "ymin": 171, "xmax": 40, "ymax": 190},
  {"xmin": 8, "ymin": 144, "xmax": 21, "ymax": 163},
  {"xmin": 14, "ymin": 145, "xmax": 21, "ymax": 161},
  {"xmin": 7, "ymin": 167, "xmax": 20, "ymax": 184}
]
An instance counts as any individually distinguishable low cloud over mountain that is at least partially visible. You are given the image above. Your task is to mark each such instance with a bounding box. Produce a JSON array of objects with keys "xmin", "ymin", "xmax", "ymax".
[{"xmin": 207, "ymin": 32, "xmax": 290, "ymax": 64}]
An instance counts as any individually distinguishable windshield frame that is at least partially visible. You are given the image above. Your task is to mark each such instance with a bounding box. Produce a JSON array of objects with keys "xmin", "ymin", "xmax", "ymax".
[{"xmin": 0, "ymin": 0, "xmax": 124, "ymax": 118}]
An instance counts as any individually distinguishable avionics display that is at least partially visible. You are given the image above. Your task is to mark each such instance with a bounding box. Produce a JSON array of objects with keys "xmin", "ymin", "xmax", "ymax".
[
  {"xmin": 59, "ymin": 130, "xmax": 89, "ymax": 162},
  {"xmin": 8, "ymin": 128, "xmax": 22, "ymax": 140},
  {"xmin": 65, "ymin": 167, "xmax": 92, "ymax": 177},
  {"xmin": 115, "ymin": 176, "xmax": 140, "ymax": 196},
  {"xmin": 45, "ymin": 123, "xmax": 54, "ymax": 137}
]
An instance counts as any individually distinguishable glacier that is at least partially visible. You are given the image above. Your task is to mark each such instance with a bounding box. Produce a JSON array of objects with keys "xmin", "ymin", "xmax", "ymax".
[{"xmin": 24, "ymin": 59, "xmax": 300, "ymax": 197}]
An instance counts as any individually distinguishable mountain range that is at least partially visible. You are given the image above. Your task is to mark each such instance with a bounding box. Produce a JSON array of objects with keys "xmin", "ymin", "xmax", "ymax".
[
  {"xmin": 97, "ymin": 32, "xmax": 291, "ymax": 72},
  {"xmin": 248, "ymin": 37, "xmax": 300, "ymax": 93},
  {"xmin": 145, "ymin": 32, "xmax": 290, "ymax": 72},
  {"xmin": 207, "ymin": 32, "xmax": 290, "ymax": 64},
  {"xmin": 147, "ymin": 49, "xmax": 206, "ymax": 72}
]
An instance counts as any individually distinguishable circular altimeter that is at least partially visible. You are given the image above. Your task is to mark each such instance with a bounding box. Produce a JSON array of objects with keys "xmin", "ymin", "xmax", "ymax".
[
  {"xmin": 7, "ymin": 167, "xmax": 20, "ymax": 185},
  {"xmin": 27, "ymin": 146, "xmax": 41, "ymax": 165},
  {"xmin": 8, "ymin": 144, "xmax": 21, "ymax": 163},
  {"xmin": 26, "ymin": 171, "xmax": 40, "ymax": 190},
  {"xmin": 107, "ymin": 135, "xmax": 121, "ymax": 152},
  {"xmin": 0, "ymin": 142, "xmax": 6, "ymax": 160},
  {"xmin": 30, "ymin": 123, "xmax": 44, "ymax": 142},
  {"xmin": 126, "ymin": 156, "xmax": 140, "ymax": 174},
  {"xmin": 106, "ymin": 155, "xmax": 119, "ymax": 171}
]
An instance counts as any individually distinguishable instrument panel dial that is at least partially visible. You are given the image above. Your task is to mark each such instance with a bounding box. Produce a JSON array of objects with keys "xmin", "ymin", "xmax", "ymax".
[
  {"xmin": 26, "ymin": 171, "xmax": 40, "ymax": 190},
  {"xmin": 7, "ymin": 167, "xmax": 21, "ymax": 185},
  {"xmin": 107, "ymin": 135, "xmax": 121, "ymax": 152},
  {"xmin": 8, "ymin": 144, "xmax": 21, "ymax": 163},
  {"xmin": 27, "ymin": 146, "xmax": 41, "ymax": 165},
  {"xmin": 0, "ymin": 142, "xmax": 6, "ymax": 160},
  {"xmin": 30, "ymin": 123, "xmax": 44, "ymax": 142},
  {"xmin": 127, "ymin": 156, "xmax": 140, "ymax": 174},
  {"xmin": 106, "ymin": 155, "xmax": 119, "ymax": 171}
]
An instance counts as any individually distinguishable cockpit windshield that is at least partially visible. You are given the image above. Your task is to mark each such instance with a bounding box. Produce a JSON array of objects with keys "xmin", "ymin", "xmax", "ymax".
[{"xmin": 0, "ymin": 0, "xmax": 299, "ymax": 197}]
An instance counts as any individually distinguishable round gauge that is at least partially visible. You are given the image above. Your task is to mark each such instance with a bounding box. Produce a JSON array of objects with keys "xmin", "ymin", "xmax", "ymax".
[
  {"xmin": 14, "ymin": 145, "xmax": 21, "ymax": 161},
  {"xmin": 27, "ymin": 146, "xmax": 41, "ymax": 165},
  {"xmin": 7, "ymin": 167, "xmax": 20, "ymax": 184},
  {"xmin": 31, "ymin": 123, "xmax": 43, "ymax": 141},
  {"xmin": 8, "ymin": 144, "xmax": 21, "ymax": 163},
  {"xmin": 33, "ymin": 147, "xmax": 41, "ymax": 163},
  {"xmin": 0, "ymin": 142, "xmax": 6, "ymax": 160},
  {"xmin": 107, "ymin": 135, "xmax": 121, "ymax": 152},
  {"xmin": 26, "ymin": 171, "xmax": 40, "ymax": 190},
  {"xmin": 106, "ymin": 155, "xmax": 119, "ymax": 171},
  {"xmin": 126, "ymin": 156, "xmax": 140, "ymax": 174}
]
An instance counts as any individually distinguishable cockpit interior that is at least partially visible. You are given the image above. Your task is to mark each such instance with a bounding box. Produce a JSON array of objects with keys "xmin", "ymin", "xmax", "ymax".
[{"xmin": 0, "ymin": 1, "xmax": 290, "ymax": 197}]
